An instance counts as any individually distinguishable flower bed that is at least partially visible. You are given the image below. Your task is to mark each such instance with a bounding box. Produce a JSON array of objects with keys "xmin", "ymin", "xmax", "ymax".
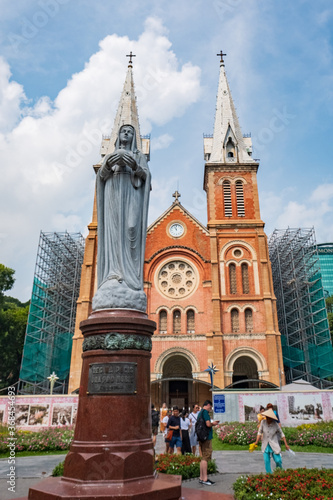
[
  {"xmin": 52, "ymin": 453, "xmax": 217, "ymax": 479},
  {"xmin": 233, "ymin": 468, "xmax": 333, "ymax": 500},
  {"xmin": 155, "ymin": 453, "xmax": 217, "ymax": 480},
  {"xmin": 0, "ymin": 426, "xmax": 74, "ymax": 453},
  {"xmin": 216, "ymin": 421, "xmax": 258, "ymax": 445},
  {"xmin": 216, "ymin": 421, "xmax": 333, "ymax": 448}
]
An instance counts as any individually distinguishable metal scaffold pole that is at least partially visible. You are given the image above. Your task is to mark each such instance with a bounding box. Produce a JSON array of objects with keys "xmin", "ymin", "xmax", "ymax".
[
  {"xmin": 268, "ymin": 228, "xmax": 333, "ymax": 389},
  {"xmin": 18, "ymin": 231, "xmax": 85, "ymax": 395}
]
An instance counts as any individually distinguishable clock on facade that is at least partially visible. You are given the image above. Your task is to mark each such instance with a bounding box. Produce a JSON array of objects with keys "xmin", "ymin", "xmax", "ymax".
[{"xmin": 169, "ymin": 223, "xmax": 184, "ymax": 238}]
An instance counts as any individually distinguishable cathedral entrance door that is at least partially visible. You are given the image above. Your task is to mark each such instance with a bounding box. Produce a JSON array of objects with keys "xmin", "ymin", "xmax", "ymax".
[
  {"xmin": 161, "ymin": 354, "xmax": 193, "ymax": 410},
  {"xmin": 232, "ymin": 356, "xmax": 258, "ymax": 388}
]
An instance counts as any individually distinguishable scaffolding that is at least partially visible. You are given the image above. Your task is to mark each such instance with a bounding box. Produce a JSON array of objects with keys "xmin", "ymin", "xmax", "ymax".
[
  {"xmin": 268, "ymin": 228, "xmax": 333, "ymax": 389},
  {"xmin": 18, "ymin": 231, "xmax": 85, "ymax": 394}
]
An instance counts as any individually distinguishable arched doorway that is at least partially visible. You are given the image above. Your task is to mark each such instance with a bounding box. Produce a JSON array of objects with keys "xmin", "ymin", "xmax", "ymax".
[
  {"xmin": 162, "ymin": 355, "xmax": 192, "ymax": 409},
  {"xmin": 232, "ymin": 356, "xmax": 258, "ymax": 388}
]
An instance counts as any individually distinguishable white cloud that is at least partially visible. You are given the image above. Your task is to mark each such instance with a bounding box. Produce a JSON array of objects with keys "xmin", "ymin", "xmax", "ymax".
[
  {"xmin": 0, "ymin": 57, "xmax": 25, "ymax": 133},
  {"xmin": 151, "ymin": 133, "xmax": 174, "ymax": 151},
  {"xmin": 262, "ymin": 184, "xmax": 333, "ymax": 243},
  {"xmin": 0, "ymin": 17, "xmax": 202, "ymax": 300}
]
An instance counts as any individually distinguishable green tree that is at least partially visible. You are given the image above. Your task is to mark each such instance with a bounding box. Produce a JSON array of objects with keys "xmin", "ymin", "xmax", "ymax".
[
  {"xmin": 325, "ymin": 296, "xmax": 333, "ymax": 344},
  {"xmin": 0, "ymin": 265, "xmax": 29, "ymax": 390},
  {"xmin": 0, "ymin": 305, "xmax": 29, "ymax": 389},
  {"xmin": 0, "ymin": 264, "xmax": 15, "ymax": 308}
]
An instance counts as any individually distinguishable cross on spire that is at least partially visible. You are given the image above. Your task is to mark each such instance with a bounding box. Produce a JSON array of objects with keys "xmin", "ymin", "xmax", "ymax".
[
  {"xmin": 126, "ymin": 51, "xmax": 136, "ymax": 67},
  {"xmin": 217, "ymin": 50, "xmax": 227, "ymax": 65},
  {"xmin": 172, "ymin": 190, "xmax": 181, "ymax": 203}
]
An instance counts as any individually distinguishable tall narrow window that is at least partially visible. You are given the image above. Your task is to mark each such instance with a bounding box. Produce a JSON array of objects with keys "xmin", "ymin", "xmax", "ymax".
[
  {"xmin": 229, "ymin": 263, "xmax": 237, "ymax": 294},
  {"xmin": 223, "ymin": 181, "xmax": 232, "ymax": 217},
  {"xmin": 231, "ymin": 309, "xmax": 239, "ymax": 333},
  {"xmin": 245, "ymin": 308, "xmax": 253, "ymax": 332},
  {"xmin": 241, "ymin": 263, "xmax": 250, "ymax": 294},
  {"xmin": 159, "ymin": 310, "xmax": 167, "ymax": 334},
  {"xmin": 236, "ymin": 180, "xmax": 245, "ymax": 217},
  {"xmin": 173, "ymin": 310, "xmax": 181, "ymax": 334},
  {"xmin": 187, "ymin": 309, "xmax": 195, "ymax": 333}
]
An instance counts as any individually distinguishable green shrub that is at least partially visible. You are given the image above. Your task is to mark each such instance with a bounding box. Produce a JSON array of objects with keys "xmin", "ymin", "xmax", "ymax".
[
  {"xmin": 155, "ymin": 453, "xmax": 217, "ymax": 480},
  {"xmin": 233, "ymin": 468, "xmax": 333, "ymax": 500},
  {"xmin": 52, "ymin": 460, "xmax": 65, "ymax": 477},
  {"xmin": 52, "ymin": 453, "xmax": 217, "ymax": 481},
  {"xmin": 0, "ymin": 426, "xmax": 74, "ymax": 454},
  {"xmin": 216, "ymin": 421, "xmax": 333, "ymax": 448}
]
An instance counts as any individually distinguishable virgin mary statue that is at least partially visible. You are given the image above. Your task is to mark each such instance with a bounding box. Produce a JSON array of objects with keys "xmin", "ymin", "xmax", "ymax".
[{"xmin": 92, "ymin": 124, "xmax": 151, "ymax": 312}]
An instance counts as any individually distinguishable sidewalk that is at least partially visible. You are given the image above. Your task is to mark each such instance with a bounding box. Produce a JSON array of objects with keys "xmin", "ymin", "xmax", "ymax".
[{"xmin": 0, "ymin": 433, "xmax": 332, "ymax": 499}]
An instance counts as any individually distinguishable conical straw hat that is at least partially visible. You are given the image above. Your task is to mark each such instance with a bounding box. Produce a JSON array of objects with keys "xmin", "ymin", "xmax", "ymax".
[{"xmin": 262, "ymin": 408, "xmax": 278, "ymax": 421}]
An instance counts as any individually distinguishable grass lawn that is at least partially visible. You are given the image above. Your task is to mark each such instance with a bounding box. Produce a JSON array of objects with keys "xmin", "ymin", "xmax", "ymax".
[{"xmin": 212, "ymin": 433, "xmax": 333, "ymax": 453}]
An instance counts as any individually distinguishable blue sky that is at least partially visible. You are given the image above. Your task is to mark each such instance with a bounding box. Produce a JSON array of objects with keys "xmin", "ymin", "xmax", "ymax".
[{"xmin": 0, "ymin": 0, "xmax": 333, "ymax": 300}]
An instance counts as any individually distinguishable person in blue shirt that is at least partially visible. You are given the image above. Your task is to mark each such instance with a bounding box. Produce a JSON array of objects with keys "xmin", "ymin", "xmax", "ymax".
[{"xmin": 198, "ymin": 400, "xmax": 219, "ymax": 486}]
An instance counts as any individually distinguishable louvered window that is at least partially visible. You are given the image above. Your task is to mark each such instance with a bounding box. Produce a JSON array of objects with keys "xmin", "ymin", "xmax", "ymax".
[
  {"xmin": 236, "ymin": 180, "xmax": 245, "ymax": 217},
  {"xmin": 173, "ymin": 310, "xmax": 181, "ymax": 334},
  {"xmin": 187, "ymin": 309, "xmax": 195, "ymax": 333},
  {"xmin": 231, "ymin": 309, "xmax": 239, "ymax": 333},
  {"xmin": 245, "ymin": 308, "xmax": 253, "ymax": 332},
  {"xmin": 241, "ymin": 263, "xmax": 250, "ymax": 294},
  {"xmin": 229, "ymin": 263, "xmax": 237, "ymax": 294},
  {"xmin": 223, "ymin": 181, "xmax": 232, "ymax": 217},
  {"xmin": 159, "ymin": 310, "xmax": 167, "ymax": 334}
]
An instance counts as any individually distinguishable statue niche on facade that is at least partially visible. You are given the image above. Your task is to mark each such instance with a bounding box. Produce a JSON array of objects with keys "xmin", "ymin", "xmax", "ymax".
[{"xmin": 92, "ymin": 124, "xmax": 151, "ymax": 312}]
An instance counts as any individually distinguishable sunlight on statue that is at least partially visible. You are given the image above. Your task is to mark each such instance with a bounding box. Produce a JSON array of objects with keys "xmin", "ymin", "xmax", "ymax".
[{"xmin": 92, "ymin": 124, "xmax": 151, "ymax": 312}]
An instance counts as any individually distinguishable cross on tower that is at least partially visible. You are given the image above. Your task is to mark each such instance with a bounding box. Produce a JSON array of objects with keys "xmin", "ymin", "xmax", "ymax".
[
  {"xmin": 172, "ymin": 190, "xmax": 181, "ymax": 203},
  {"xmin": 217, "ymin": 50, "xmax": 227, "ymax": 64},
  {"xmin": 126, "ymin": 51, "xmax": 136, "ymax": 67}
]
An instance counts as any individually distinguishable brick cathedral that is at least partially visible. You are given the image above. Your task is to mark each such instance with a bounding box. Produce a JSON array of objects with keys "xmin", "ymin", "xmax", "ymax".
[{"xmin": 68, "ymin": 53, "xmax": 285, "ymax": 406}]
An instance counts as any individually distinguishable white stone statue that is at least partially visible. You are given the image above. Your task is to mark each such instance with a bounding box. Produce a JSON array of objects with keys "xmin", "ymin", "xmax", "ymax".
[{"xmin": 92, "ymin": 124, "xmax": 151, "ymax": 312}]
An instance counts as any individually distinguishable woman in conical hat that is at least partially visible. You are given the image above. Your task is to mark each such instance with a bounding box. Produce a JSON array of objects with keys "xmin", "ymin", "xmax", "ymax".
[{"xmin": 253, "ymin": 408, "xmax": 290, "ymax": 474}]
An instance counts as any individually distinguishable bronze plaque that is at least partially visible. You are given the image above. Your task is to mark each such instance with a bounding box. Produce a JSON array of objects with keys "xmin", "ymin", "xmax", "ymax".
[{"xmin": 87, "ymin": 362, "xmax": 137, "ymax": 395}]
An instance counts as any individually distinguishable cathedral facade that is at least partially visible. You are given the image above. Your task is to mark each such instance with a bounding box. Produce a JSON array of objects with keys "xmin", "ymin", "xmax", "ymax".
[{"xmin": 68, "ymin": 54, "xmax": 285, "ymax": 407}]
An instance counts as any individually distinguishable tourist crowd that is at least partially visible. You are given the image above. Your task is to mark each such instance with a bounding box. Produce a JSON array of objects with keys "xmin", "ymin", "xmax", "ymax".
[{"xmin": 151, "ymin": 400, "xmax": 292, "ymax": 486}]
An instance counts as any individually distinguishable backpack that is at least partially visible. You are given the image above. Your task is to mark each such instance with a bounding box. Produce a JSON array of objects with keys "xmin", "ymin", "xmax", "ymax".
[
  {"xmin": 151, "ymin": 409, "xmax": 160, "ymax": 427},
  {"xmin": 195, "ymin": 410, "xmax": 210, "ymax": 442}
]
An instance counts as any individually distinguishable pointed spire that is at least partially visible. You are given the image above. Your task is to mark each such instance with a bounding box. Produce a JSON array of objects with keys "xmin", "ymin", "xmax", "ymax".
[
  {"xmin": 209, "ymin": 52, "xmax": 253, "ymax": 163},
  {"xmin": 107, "ymin": 57, "xmax": 141, "ymax": 154}
]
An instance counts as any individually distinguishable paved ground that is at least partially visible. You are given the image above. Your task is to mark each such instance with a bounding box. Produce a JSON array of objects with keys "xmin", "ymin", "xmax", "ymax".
[{"xmin": 0, "ymin": 434, "xmax": 332, "ymax": 499}]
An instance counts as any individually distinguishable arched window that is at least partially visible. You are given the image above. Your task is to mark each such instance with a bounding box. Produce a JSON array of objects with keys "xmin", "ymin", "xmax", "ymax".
[
  {"xmin": 227, "ymin": 151, "xmax": 234, "ymax": 158},
  {"xmin": 229, "ymin": 263, "xmax": 237, "ymax": 294},
  {"xmin": 236, "ymin": 180, "xmax": 245, "ymax": 217},
  {"xmin": 245, "ymin": 308, "xmax": 253, "ymax": 333},
  {"xmin": 223, "ymin": 181, "xmax": 232, "ymax": 217},
  {"xmin": 173, "ymin": 309, "xmax": 181, "ymax": 334},
  {"xmin": 241, "ymin": 263, "xmax": 250, "ymax": 294},
  {"xmin": 186, "ymin": 309, "xmax": 195, "ymax": 333},
  {"xmin": 231, "ymin": 309, "xmax": 239, "ymax": 333},
  {"xmin": 159, "ymin": 310, "xmax": 167, "ymax": 334}
]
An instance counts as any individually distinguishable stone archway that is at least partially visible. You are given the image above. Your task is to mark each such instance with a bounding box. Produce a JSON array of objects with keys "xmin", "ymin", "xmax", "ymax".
[
  {"xmin": 161, "ymin": 355, "xmax": 193, "ymax": 408},
  {"xmin": 232, "ymin": 356, "xmax": 258, "ymax": 388}
]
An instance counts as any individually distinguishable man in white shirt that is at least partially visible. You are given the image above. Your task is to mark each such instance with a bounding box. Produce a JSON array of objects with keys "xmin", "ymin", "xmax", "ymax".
[{"xmin": 188, "ymin": 403, "xmax": 200, "ymax": 455}]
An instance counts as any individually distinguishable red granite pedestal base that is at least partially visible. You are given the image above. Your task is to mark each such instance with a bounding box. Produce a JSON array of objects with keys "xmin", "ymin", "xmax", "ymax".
[{"xmin": 27, "ymin": 310, "xmax": 182, "ymax": 500}]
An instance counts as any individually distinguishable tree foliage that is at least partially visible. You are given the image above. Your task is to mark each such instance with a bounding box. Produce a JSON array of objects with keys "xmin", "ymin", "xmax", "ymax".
[
  {"xmin": 0, "ymin": 264, "xmax": 15, "ymax": 307},
  {"xmin": 325, "ymin": 296, "xmax": 333, "ymax": 343},
  {"xmin": 0, "ymin": 265, "xmax": 29, "ymax": 390}
]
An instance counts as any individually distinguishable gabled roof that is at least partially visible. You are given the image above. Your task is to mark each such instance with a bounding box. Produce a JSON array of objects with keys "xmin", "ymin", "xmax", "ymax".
[{"xmin": 147, "ymin": 199, "xmax": 209, "ymax": 235}]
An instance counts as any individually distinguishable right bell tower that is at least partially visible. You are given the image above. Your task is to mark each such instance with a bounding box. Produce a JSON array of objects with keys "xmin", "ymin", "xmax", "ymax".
[{"xmin": 204, "ymin": 52, "xmax": 285, "ymax": 388}]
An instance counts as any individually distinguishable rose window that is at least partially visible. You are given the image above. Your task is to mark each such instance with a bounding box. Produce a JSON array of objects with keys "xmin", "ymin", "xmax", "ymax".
[{"xmin": 157, "ymin": 261, "xmax": 197, "ymax": 298}]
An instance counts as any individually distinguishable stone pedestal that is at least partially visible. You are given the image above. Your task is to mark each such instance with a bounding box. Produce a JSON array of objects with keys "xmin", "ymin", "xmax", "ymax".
[{"xmin": 27, "ymin": 309, "xmax": 182, "ymax": 500}]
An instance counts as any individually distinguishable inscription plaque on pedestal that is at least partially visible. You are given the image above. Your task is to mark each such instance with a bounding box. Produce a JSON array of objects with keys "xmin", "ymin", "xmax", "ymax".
[{"xmin": 87, "ymin": 362, "xmax": 137, "ymax": 394}]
